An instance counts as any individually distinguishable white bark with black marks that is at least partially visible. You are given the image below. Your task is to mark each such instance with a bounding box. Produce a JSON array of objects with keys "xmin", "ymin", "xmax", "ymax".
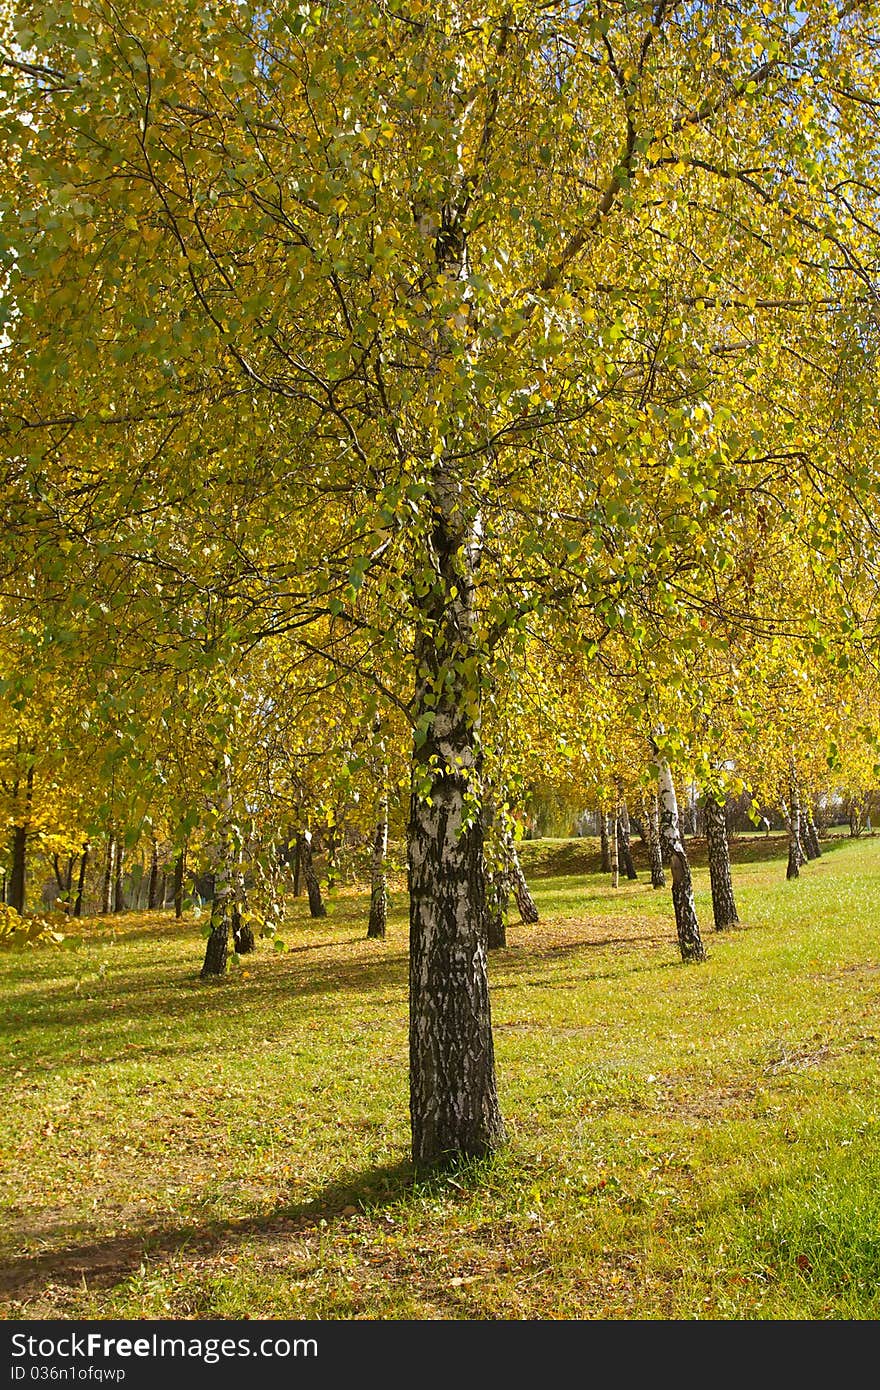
[
  {"xmin": 201, "ymin": 772, "xmax": 236, "ymax": 978},
  {"xmin": 368, "ymin": 783, "xmax": 389, "ymax": 940},
  {"xmin": 803, "ymin": 807, "xmax": 822, "ymax": 859},
  {"xmin": 705, "ymin": 792, "xmax": 739, "ymax": 930},
  {"xmin": 114, "ymin": 842, "xmax": 125, "ymax": 913},
  {"xmin": 408, "ymin": 449, "xmax": 505, "ymax": 1164},
  {"xmin": 302, "ymin": 831, "xmax": 327, "ymax": 918},
  {"xmin": 101, "ymin": 837, "xmax": 115, "ymax": 915},
  {"xmin": 147, "ymin": 834, "xmax": 160, "ymax": 909},
  {"xmin": 644, "ymin": 791, "xmax": 665, "ymax": 889},
  {"xmin": 616, "ymin": 799, "xmax": 638, "ymax": 880},
  {"xmin": 599, "ymin": 810, "xmax": 611, "ymax": 874},
  {"xmin": 784, "ymin": 764, "xmax": 806, "ymax": 880},
  {"xmin": 503, "ymin": 827, "xmax": 539, "ymax": 924},
  {"xmin": 657, "ymin": 760, "xmax": 706, "ymax": 962}
]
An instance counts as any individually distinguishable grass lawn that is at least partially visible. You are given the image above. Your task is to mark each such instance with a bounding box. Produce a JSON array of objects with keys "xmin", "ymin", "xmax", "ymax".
[{"xmin": 2, "ymin": 831, "xmax": 879, "ymax": 1320}]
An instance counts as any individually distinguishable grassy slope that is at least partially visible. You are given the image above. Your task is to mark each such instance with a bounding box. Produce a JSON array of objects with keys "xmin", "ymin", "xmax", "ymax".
[{"xmin": 1, "ymin": 832, "xmax": 879, "ymax": 1320}]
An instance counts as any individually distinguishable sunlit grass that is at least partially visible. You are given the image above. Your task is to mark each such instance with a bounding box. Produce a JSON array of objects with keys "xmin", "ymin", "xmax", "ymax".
[{"xmin": 1, "ymin": 832, "xmax": 878, "ymax": 1319}]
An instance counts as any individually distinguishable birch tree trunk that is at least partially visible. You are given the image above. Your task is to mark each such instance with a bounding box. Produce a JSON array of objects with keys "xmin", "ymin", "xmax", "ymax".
[
  {"xmin": 293, "ymin": 833, "xmax": 303, "ymax": 897},
  {"xmin": 784, "ymin": 764, "xmax": 806, "ymax": 880},
  {"xmin": 8, "ymin": 762, "xmax": 33, "ymax": 914},
  {"xmin": 173, "ymin": 843, "xmax": 186, "ymax": 919},
  {"xmin": 8, "ymin": 824, "xmax": 27, "ymax": 914},
  {"xmin": 617, "ymin": 801, "xmax": 638, "ymax": 880},
  {"xmin": 302, "ymin": 832, "xmax": 327, "ymax": 919},
  {"xmin": 803, "ymin": 806, "xmax": 822, "ymax": 859},
  {"xmin": 485, "ymin": 869, "xmax": 509, "ymax": 949},
  {"xmin": 232, "ymin": 847, "xmax": 254, "ymax": 954},
  {"xmin": 201, "ymin": 851, "xmax": 234, "ymax": 978},
  {"xmin": 408, "ymin": 450, "xmax": 505, "ymax": 1164},
  {"xmin": 504, "ymin": 829, "xmax": 539, "ymax": 924},
  {"xmin": 114, "ymin": 842, "xmax": 125, "ymax": 913},
  {"xmin": 147, "ymin": 834, "xmax": 160, "ymax": 909},
  {"xmin": 73, "ymin": 844, "xmax": 89, "ymax": 917},
  {"xmin": 367, "ymin": 783, "xmax": 389, "ymax": 940},
  {"xmin": 704, "ymin": 792, "xmax": 739, "ymax": 930},
  {"xmin": 201, "ymin": 769, "xmax": 237, "ymax": 977},
  {"xmin": 657, "ymin": 761, "xmax": 706, "ymax": 962},
  {"xmin": 101, "ymin": 837, "xmax": 115, "ymax": 915},
  {"xmin": 611, "ymin": 809, "xmax": 619, "ymax": 889},
  {"xmin": 599, "ymin": 810, "xmax": 611, "ymax": 873},
  {"xmin": 64, "ymin": 855, "xmax": 75, "ymax": 906},
  {"xmin": 644, "ymin": 792, "xmax": 665, "ymax": 889}
]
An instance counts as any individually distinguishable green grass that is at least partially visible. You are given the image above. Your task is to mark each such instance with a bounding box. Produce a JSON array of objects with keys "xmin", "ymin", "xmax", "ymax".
[{"xmin": 1, "ymin": 831, "xmax": 879, "ymax": 1319}]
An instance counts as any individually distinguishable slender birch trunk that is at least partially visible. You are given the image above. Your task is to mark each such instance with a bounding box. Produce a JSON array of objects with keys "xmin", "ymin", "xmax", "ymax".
[
  {"xmin": 114, "ymin": 842, "xmax": 125, "ymax": 913},
  {"xmin": 367, "ymin": 782, "xmax": 389, "ymax": 940},
  {"xmin": 504, "ymin": 829, "xmax": 539, "ymax": 924},
  {"xmin": 617, "ymin": 800, "xmax": 638, "ymax": 880},
  {"xmin": 8, "ymin": 762, "xmax": 33, "ymax": 914},
  {"xmin": 803, "ymin": 806, "xmax": 822, "ymax": 859},
  {"xmin": 201, "ymin": 764, "xmax": 238, "ymax": 977},
  {"xmin": 147, "ymin": 834, "xmax": 160, "ymax": 909},
  {"xmin": 486, "ymin": 868, "xmax": 508, "ymax": 949},
  {"xmin": 599, "ymin": 809, "xmax": 611, "ymax": 873},
  {"xmin": 101, "ymin": 837, "xmax": 115, "ymax": 915},
  {"xmin": 644, "ymin": 791, "xmax": 665, "ymax": 888},
  {"xmin": 611, "ymin": 809, "xmax": 619, "ymax": 889},
  {"xmin": 704, "ymin": 792, "xmax": 739, "ymax": 930},
  {"xmin": 657, "ymin": 760, "xmax": 705, "ymax": 962},
  {"xmin": 8, "ymin": 825, "xmax": 26, "ymax": 912},
  {"xmin": 293, "ymin": 833, "xmax": 303, "ymax": 897},
  {"xmin": 201, "ymin": 853, "xmax": 234, "ymax": 977},
  {"xmin": 784, "ymin": 763, "xmax": 806, "ymax": 880},
  {"xmin": 173, "ymin": 842, "xmax": 186, "ymax": 919},
  {"xmin": 73, "ymin": 845, "xmax": 89, "ymax": 917},
  {"xmin": 302, "ymin": 832, "xmax": 326, "ymax": 919},
  {"xmin": 232, "ymin": 842, "xmax": 254, "ymax": 954}
]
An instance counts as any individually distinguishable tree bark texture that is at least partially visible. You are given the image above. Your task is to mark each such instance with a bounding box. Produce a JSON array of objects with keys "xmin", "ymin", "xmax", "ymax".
[
  {"xmin": 293, "ymin": 834, "xmax": 303, "ymax": 896},
  {"xmin": 8, "ymin": 761, "xmax": 33, "ymax": 914},
  {"xmin": 616, "ymin": 802, "xmax": 638, "ymax": 880},
  {"xmin": 804, "ymin": 807, "xmax": 822, "ymax": 859},
  {"xmin": 611, "ymin": 809, "xmax": 619, "ymax": 889},
  {"xmin": 599, "ymin": 811, "xmax": 611, "ymax": 873},
  {"xmin": 504, "ymin": 830, "xmax": 539, "ymax": 924},
  {"xmin": 407, "ymin": 453, "xmax": 505, "ymax": 1165},
  {"xmin": 657, "ymin": 760, "xmax": 706, "ymax": 962},
  {"xmin": 173, "ymin": 843, "xmax": 186, "ymax": 919},
  {"xmin": 114, "ymin": 843, "xmax": 125, "ymax": 912},
  {"xmin": 8, "ymin": 824, "xmax": 27, "ymax": 914},
  {"xmin": 644, "ymin": 792, "xmax": 665, "ymax": 888},
  {"xmin": 148, "ymin": 835, "xmax": 160, "ymax": 909},
  {"xmin": 367, "ymin": 785, "xmax": 389, "ymax": 940},
  {"xmin": 101, "ymin": 838, "xmax": 115, "ymax": 915},
  {"xmin": 73, "ymin": 846, "xmax": 89, "ymax": 917},
  {"xmin": 705, "ymin": 792, "xmax": 739, "ymax": 930},
  {"xmin": 785, "ymin": 765, "xmax": 806, "ymax": 880},
  {"xmin": 302, "ymin": 833, "xmax": 327, "ymax": 918},
  {"xmin": 201, "ymin": 846, "xmax": 234, "ymax": 978},
  {"xmin": 486, "ymin": 869, "xmax": 508, "ymax": 950},
  {"xmin": 232, "ymin": 852, "xmax": 254, "ymax": 953},
  {"xmin": 201, "ymin": 772, "xmax": 236, "ymax": 978}
]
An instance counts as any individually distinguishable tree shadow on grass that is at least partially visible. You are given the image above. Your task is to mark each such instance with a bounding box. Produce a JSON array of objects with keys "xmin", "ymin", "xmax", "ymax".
[{"xmin": 0, "ymin": 1151, "xmax": 504, "ymax": 1301}]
